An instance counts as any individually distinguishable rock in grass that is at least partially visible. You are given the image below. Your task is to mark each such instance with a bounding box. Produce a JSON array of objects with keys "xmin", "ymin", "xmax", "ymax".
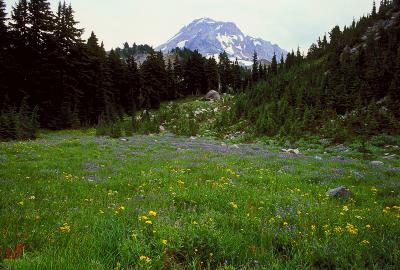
[
  {"xmin": 281, "ymin": 148, "xmax": 300, "ymax": 155},
  {"xmin": 231, "ymin": 144, "xmax": 240, "ymax": 149},
  {"xmin": 204, "ymin": 90, "xmax": 221, "ymax": 101},
  {"xmin": 326, "ymin": 186, "xmax": 353, "ymax": 198},
  {"xmin": 370, "ymin": 160, "xmax": 384, "ymax": 166},
  {"xmin": 388, "ymin": 167, "xmax": 400, "ymax": 173}
]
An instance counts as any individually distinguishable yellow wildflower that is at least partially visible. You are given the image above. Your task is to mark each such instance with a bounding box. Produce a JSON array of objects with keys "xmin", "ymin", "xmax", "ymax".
[
  {"xmin": 360, "ymin": 240, "xmax": 370, "ymax": 245},
  {"xmin": 192, "ymin": 221, "xmax": 198, "ymax": 225},
  {"xmin": 139, "ymin": 255, "xmax": 151, "ymax": 263},
  {"xmin": 139, "ymin": 215, "xmax": 148, "ymax": 221},
  {"xmin": 145, "ymin": 220, "xmax": 153, "ymax": 225},
  {"xmin": 334, "ymin": 226, "xmax": 343, "ymax": 234},
  {"xmin": 366, "ymin": 224, "xmax": 371, "ymax": 229},
  {"xmin": 283, "ymin": 221, "xmax": 288, "ymax": 226},
  {"xmin": 342, "ymin": 205, "xmax": 349, "ymax": 212},
  {"xmin": 17, "ymin": 201, "xmax": 24, "ymax": 206},
  {"xmin": 161, "ymin": 239, "xmax": 168, "ymax": 245},
  {"xmin": 346, "ymin": 223, "xmax": 358, "ymax": 235},
  {"xmin": 311, "ymin": 224, "xmax": 316, "ymax": 231},
  {"xmin": 99, "ymin": 210, "xmax": 105, "ymax": 214},
  {"xmin": 269, "ymin": 217, "xmax": 275, "ymax": 223},
  {"xmin": 59, "ymin": 223, "xmax": 71, "ymax": 233},
  {"xmin": 230, "ymin": 202, "xmax": 238, "ymax": 209},
  {"xmin": 149, "ymin": 210, "xmax": 157, "ymax": 217}
]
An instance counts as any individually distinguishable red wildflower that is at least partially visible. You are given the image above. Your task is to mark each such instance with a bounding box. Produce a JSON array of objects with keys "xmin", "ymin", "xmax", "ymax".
[
  {"xmin": 5, "ymin": 248, "xmax": 12, "ymax": 259},
  {"xmin": 3, "ymin": 243, "xmax": 25, "ymax": 260},
  {"xmin": 13, "ymin": 243, "xmax": 25, "ymax": 258}
]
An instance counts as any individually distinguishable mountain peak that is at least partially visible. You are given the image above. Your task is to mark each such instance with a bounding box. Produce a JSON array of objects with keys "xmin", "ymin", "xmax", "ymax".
[
  {"xmin": 192, "ymin": 17, "xmax": 216, "ymax": 24},
  {"xmin": 156, "ymin": 18, "xmax": 287, "ymax": 66}
]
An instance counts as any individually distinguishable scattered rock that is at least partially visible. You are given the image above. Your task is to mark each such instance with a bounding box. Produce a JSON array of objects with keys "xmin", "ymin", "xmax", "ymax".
[
  {"xmin": 332, "ymin": 168, "xmax": 345, "ymax": 175},
  {"xmin": 315, "ymin": 156, "xmax": 323, "ymax": 160},
  {"xmin": 120, "ymin": 138, "xmax": 128, "ymax": 142},
  {"xmin": 331, "ymin": 155, "xmax": 349, "ymax": 162},
  {"xmin": 332, "ymin": 144, "xmax": 349, "ymax": 153},
  {"xmin": 281, "ymin": 148, "xmax": 300, "ymax": 155},
  {"xmin": 159, "ymin": 125, "xmax": 166, "ymax": 132},
  {"xmin": 86, "ymin": 175, "xmax": 102, "ymax": 183},
  {"xmin": 204, "ymin": 90, "xmax": 221, "ymax": 101},
  {"xmin": 370, "ymin": 160, "xmax": 384, "ymax": 166},
  {"xmin": 383, "ymin": 154, "xmax": 396, "ymax": 160},
  {"xmin": 388, "ymin": 167, "xmax": 400, "ymax": 173},
  {"xmin": 326, "ymin": 186, "xmax": 353, "ymax": 198},
  {"xmin": 190, "ymin": 136, "xmax": 197, "ymax": 140},
  {"xmin": 83, "ymin": 162, "xmax": 100, "ymax": 172},
  {"xmin": 231, "ymin": 144, "xmax": 240, "ymax": 149}
]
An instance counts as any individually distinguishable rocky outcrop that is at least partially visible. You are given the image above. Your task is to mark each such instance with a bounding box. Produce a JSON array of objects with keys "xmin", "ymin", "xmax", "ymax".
[{"xmin": 205, "ymin": 90, "xmax": 221, "ymax": 101}]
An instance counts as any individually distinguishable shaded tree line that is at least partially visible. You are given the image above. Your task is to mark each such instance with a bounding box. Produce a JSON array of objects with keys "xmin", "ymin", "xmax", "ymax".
[{"xmin": 0, "ymin": 0, "xmax": 254, "ymax": 140}]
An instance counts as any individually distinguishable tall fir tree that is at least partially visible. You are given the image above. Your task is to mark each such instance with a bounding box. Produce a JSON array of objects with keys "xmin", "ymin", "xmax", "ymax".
[
  {"xmin": 0, "ymin": 0, "xmax": 8, "ymax": 106},
  {"xmin": 28, "ymin": 0, "xmax": 55, "ymax": 49},
  {"xmin": 0, "ymin": 0, "xmax": 7, "ymax": 42},
  {"xmin": 270, "ymin": 52, "xmax": 278, "ymax": 75},
  {"xmin": 372, "ymin": 1, "xmax": 377, "ymax": 17},
  {"xmin": 218, "ymin": 51, "xmax": 232, "ymax": 92},
  {"xmin": 185, "ymin": 50, "xmax": 206, "ymax": 96},
  {"xmin": 173, "ymin": 54, "xmax": 184, "ymax": 98},
  {"xmin": 205, "ymin": 56, "xmax": 219, "ymax": 91},
  {"xmin": 252, "ymin": 51, "xmax": 259, "ymax": 82}
]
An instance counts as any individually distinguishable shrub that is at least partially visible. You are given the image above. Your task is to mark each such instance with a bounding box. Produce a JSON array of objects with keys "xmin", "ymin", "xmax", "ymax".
[{"xmin": 0, "ymin": 97, "xmax": 38, "ymax": 141}]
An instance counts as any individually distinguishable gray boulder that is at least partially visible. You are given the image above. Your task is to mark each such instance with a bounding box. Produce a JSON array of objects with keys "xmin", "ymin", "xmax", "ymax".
[
  {"xmin": 370, "ymin": 160, "xmax": 384, "ymax": 166},
  {"xmin": 281, "ymin": 148, "xmax": 301, "ymax": 155},
  {"xmin": 326, "ymin": 186, "xmax": 353, "ymax": 198},
  {"xmin": 205, "ymin": 90, "xmax": 221, "ymax": 101}
]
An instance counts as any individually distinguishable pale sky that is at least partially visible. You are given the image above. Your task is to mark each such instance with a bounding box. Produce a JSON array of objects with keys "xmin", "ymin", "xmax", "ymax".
[{"xmin": 5, "ymin": 0, "xmax": 374, "ymax": 52}]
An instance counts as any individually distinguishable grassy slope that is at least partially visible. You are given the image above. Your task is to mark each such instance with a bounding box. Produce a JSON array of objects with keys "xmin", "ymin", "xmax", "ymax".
[{"xmin": 0, "ymin": 130, "xmax": 399, "ymax": 269}]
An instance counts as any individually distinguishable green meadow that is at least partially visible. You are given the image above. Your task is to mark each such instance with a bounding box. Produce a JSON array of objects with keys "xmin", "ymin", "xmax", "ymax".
[{"xmin": 0, "ymin": 129, "xmax": 399, "ymax": 269}]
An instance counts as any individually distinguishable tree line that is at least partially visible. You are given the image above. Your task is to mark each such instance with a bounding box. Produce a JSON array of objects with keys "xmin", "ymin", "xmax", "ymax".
[{"xmin": 0, "ymin": 0, "xmax": 267, "ymax": 140}]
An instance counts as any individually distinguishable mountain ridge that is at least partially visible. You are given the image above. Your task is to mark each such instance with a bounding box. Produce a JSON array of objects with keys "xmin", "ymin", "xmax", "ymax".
[{"xmin": 156, "ymin": 18, "xmax": 287, "ymax": 66}]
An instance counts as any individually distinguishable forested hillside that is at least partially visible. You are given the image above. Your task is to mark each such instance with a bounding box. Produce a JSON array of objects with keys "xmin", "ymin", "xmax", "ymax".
[{"xmin": 229, "ymin": 0, "xmax": 400, "ymax": 141}]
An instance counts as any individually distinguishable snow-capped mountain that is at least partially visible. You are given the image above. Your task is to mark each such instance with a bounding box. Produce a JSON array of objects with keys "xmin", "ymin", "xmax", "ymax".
[{"xmin": 156, "ymin": 18, "xmax": 287, "ymax": 66}]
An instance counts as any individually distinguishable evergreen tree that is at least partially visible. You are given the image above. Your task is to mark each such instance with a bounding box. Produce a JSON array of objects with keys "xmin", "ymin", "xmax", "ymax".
[
  {"xmin": 126, "ymin": 55, "xmax": 141, "ymax": 113},
  {"xmin": 28, "ymin": 0, "xmax": 55, "ymax": 49},
  {"xmin": 270, "ymin": 52, "xmax": 278, "ymax": 75},
  {"xmin": 0, "ymin": 0, "xmax": 8, "ymax": 105},
  {"xmin": 173, "ymin": 54, "xmax": 184, "ymax": 98},
  {"xmin": 372, "ymin": 1, "xmax": 377, "ymax": 17},
  {"xmin": 0, "ymin": 0, "xmax": 7, "ymax": 42},
  {"xmin": 185, "ymin": 50, "xmax": 206, "ymax": 96},
  {"xmin": 205, "ymin": 56, "xmax": 219, "ymax": 90},
  {"xmin": 218, "ymin": 51, "xmax": 232, "ymax": 92},
  {"xmin": 252, "ymin": 51, "xmax": 259, "ymax": 82},
  {"xmin": 166, "ymin": 58, "xmax": 175, "ymax": 99},
  {"xmin": 232, "ymin": 58, "xmax": 242, "ymax": 91},
  {"xmin": 140, "ymin": 52, "xmax": 167, "ymax": 108},
  {"xmin": 9, "ymin": 0, "xmax": 29, "ymax": 46}
]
